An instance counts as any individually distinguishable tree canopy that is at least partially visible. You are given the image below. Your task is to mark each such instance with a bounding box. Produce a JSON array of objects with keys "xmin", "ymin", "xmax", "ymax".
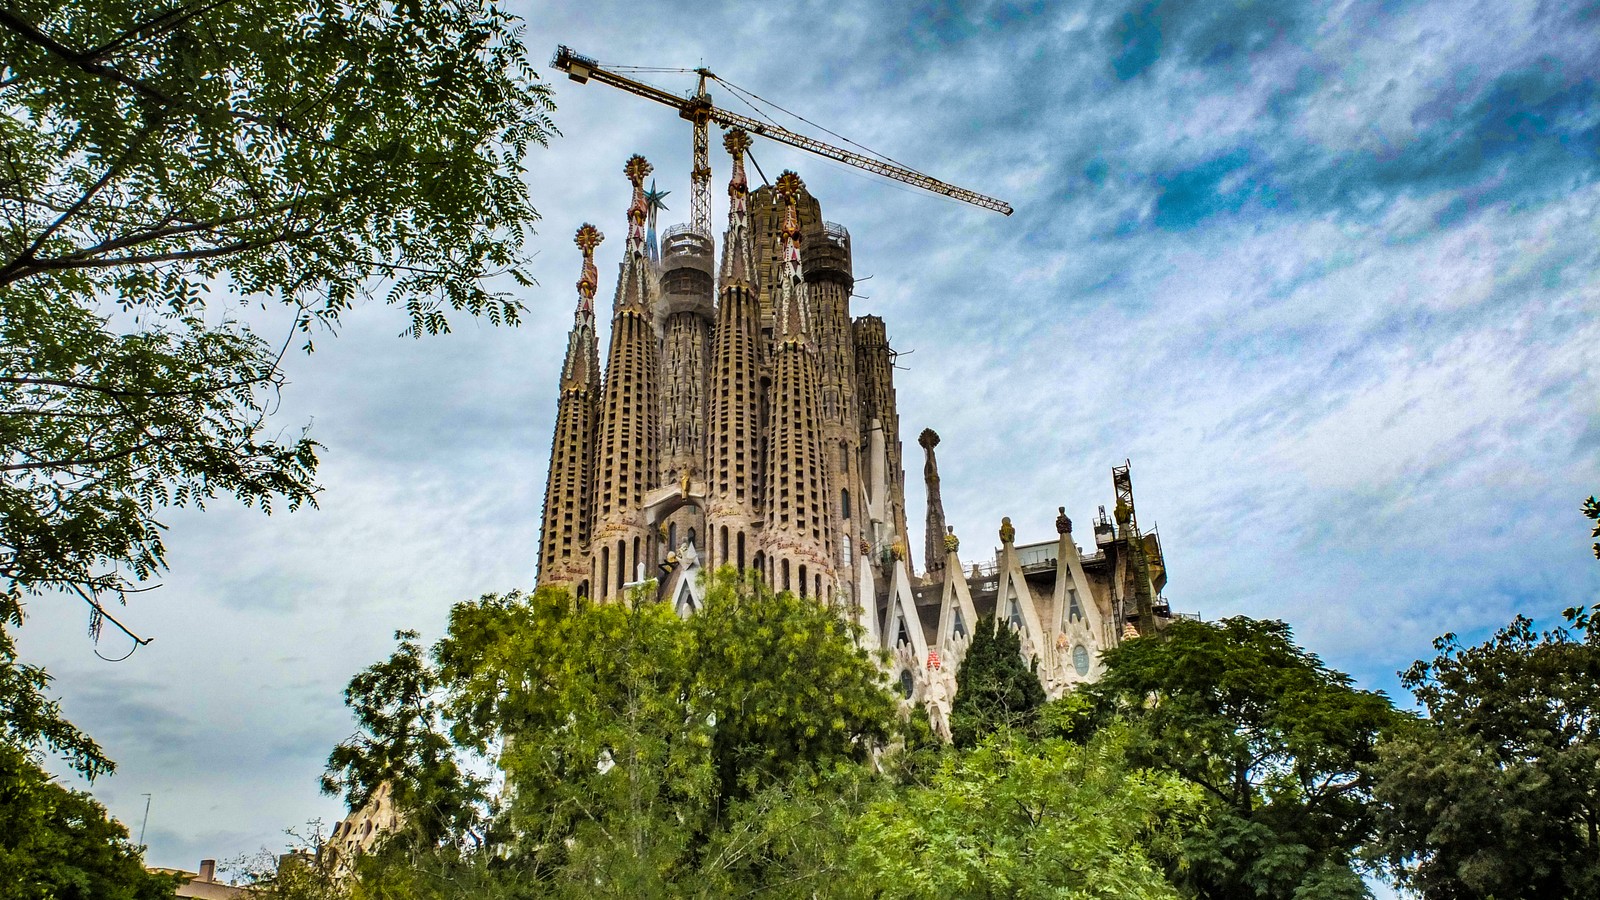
[
  {"xmin": 948, "ymin": 615, "xmax": 1045, "ymax": 747},
  {"xmin": 0, "ymin": 742, "xmax": 178, "ymax": 900},
  {"xmin": 1077, "ymin": 617, "xmax": 1400, "ymax": 900},
  {"xmin": 1, "ymin": 0, "xmax": 554, "ymax": 634},
  {"xmin": 1371, "ymin": 615, "xmax": 1600, "ymax": 899}
]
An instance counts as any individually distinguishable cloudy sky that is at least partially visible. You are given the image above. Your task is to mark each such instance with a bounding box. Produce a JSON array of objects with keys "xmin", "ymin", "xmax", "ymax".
[{"xmin": 15, "ymin": 0, "xmax": 1600, "ymax": 880}]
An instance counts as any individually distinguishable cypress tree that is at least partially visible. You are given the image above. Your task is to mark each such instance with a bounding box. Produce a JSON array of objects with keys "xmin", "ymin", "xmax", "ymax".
[{"xmin": 949, "ymin": 615, "xmax": 1046, "ymax": 747}]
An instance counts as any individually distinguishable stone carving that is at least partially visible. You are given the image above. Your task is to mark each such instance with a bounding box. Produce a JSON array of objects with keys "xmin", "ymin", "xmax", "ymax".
[
  {"xmin": 1056, "ymin": 506, "xmax": 1072, "ymax": 535},
  {"xmin": 943, "ymin": 525, "xmax": 959, "ymax": 554},
  {"xmin": 999, "ymin": 516, "xmax": 1015, "ymax": 544}
]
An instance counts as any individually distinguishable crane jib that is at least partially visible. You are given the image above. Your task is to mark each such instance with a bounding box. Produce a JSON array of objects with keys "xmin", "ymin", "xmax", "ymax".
[{"xmin": 551, "ymin": 44, "xmax": 1013, "ymax": 217}]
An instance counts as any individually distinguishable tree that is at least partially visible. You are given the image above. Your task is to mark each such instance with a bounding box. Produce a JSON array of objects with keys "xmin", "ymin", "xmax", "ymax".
[
  {"xmin": 850, "ymin": 730, "xmax": 1197, "ymax": 900},
  {"xmin": 1370, "ymin": 615, "xmax": 1600, "ymax": 899},
  {"xmin": 1081, "ymin": 617, "xmax": 1399, "ymax": 900},
  {"xmin": 325, "ymin": 572, "xmax": 899, "ymax": 892},
  {"xmin": 1, "ymin": 0, "xmax": 554, "ymax": 634},
  {"xmin": 1, "ymin": 628, "xmax": 111, "ymax": 780},
  {"xmin": 948, "ymin": 615, "xmax": 1045, "ymax": 747},
  {"xmin": 321, "ymin": 630, "xmax": 488, "ymax": 852},
  {"xmin": 0, "ymin": 742, "xmax": 178, "ymax": 900}
]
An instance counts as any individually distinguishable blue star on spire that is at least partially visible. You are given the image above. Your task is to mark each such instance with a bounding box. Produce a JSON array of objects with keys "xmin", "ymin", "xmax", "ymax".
[{"xmin": 643, "ymin": 179, "xmax": 670, "ymax": 263}]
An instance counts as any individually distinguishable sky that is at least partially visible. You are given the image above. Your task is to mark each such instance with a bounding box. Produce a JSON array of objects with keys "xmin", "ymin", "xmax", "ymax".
[{"xmin": 13, "ymin": 0, "xmax": 1600, "ymax": 883}]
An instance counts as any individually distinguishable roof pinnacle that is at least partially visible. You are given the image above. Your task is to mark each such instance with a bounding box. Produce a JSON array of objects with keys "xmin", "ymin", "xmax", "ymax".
[
  {"xmin": 725, "ymin": 129, "xmax": 751, "ymax": 222},
  {"xmin": 574, "ymin": 223, "xmax": 602, "ymax": 313},
  {"xmin": 624, "ymin": 155, "xmax": 652, "ymax": 256}
]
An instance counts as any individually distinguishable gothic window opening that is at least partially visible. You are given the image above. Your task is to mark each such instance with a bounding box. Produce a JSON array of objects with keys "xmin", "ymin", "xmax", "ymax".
[
  {"xmin": 799, "ymin": 565, "xmax": 808, "ymax": 598},
  {"xmin": 737, "ymin": 532, "xmax": 746, "ymax": 571},
  {"xmin": 953, "ymin": 608, "xmax": 967, "ymax": 639},
  {"xmin": 841, "ymin": 489, "xmax": 851, "ymax": 519},
  {"xmin": 1066, "ymin": 588, "xmax": 1083, "ymax": 624},
  {"xmin": 668, "ymin": 523, "xmax": 677, "ymax": 554},
  {"xmin": 896, "ymin": 614, "xmax": 912, "ymax": 649},
  {"xmin": 781, "ymin": 559, "xmax": 791, "ymax": 593}
]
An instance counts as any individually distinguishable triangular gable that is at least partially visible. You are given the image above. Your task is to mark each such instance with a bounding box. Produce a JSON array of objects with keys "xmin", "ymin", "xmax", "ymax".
[
  {"xmin": 881, "ymin": 557, "xmax": 928, "ymax": 659},
  {"xmin": 855, "ymin": 550, "xmax": 881, "ymax": 650},
  {"xmin": 1045, "ymin": 536, "xmax": 1106, "ymax": 692},
  {"xmin": 994, "ymin": 545, "xmax": 1047, "ymax": 662},
  {"xmin": 669, "ymin": 544, "xmax": 706, "ymax": 618},
  {"xmin": 935, "ymin": 551, "xmax": 980, "ymax": 651}
]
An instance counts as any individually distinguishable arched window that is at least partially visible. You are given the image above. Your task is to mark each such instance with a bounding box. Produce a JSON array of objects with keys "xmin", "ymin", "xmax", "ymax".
[
  {"xmin": 737, "ymin": 531, "xmax": 746, "ymax": 571},
  {"xmin": 841, "ymin": 489, "xmax": 851, "ymax": 519},
  {"xmin": 842, "ymin": 535, "xmax": 852, "ymax": 566},
  {"xmin": 781, "ymin": 558, "xmax": 791, "ymax": 593},
  {"xmin": 720, "ymin": 526, "xmax": 730, "ymax": 568},
  {"xmin": 799, "ymin": 565, "xmax": 809, "ymax": 598},
  {"xmin": 599, "ymin": 547, "xmax": 610, "ymax": 599},
  {"xmin": 617, "ymin": 540, "xmax": 626, "ymax": 589},
  {"xmin": 687, "ymin": 527, "xmax": 696, "ymax": 548},
  {"xmin": 898, "ymin": 670, "xmax": 915, "ymax": 698},
  {"xmin": 668, "ymin": 523, "xmax": 677, "ymax": 553}
]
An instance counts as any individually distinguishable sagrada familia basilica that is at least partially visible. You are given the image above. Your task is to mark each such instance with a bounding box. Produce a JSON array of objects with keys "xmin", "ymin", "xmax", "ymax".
[{"xmin": 534, "ymin": 129, "xmax": 1176, "ymax": 737}]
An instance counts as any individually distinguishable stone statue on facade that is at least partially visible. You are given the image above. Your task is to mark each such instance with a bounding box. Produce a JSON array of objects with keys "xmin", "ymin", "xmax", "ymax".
[
  {"xmin": 999, "ymin": 516, "xmax": 1015, "ymax": 544},
  {"xmin": 1056, "ymin": 506, "xmax": 1072, "ymax": 534}
]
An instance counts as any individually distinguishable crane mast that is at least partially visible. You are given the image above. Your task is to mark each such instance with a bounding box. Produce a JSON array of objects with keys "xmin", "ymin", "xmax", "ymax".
[{"xmin": 552, "ymin": 45, "xmax": 1014, "ymax": 220}]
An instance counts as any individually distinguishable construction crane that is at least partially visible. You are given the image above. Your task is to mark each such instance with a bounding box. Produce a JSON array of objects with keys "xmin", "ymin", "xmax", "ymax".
[{"xmin": 551, "ymin": 44, "xmax": 1013, "ymax": 235}]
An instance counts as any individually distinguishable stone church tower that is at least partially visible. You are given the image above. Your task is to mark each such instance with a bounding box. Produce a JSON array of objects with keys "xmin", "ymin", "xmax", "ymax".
[
  {"xmin": 532, "ymin": 132, "xmax": 1182, "ymax": 728},
  {"xmin": 534, "ymin": 131, "xmax": 894, "ymax": 607}
]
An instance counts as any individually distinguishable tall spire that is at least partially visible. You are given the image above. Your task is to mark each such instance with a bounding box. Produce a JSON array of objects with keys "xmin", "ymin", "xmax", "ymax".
[
  {"xmin": 772, "ymin": 171, "xmax": 811, "ymax": 343},
  {"xmin": 591, "ymin": 157, "xmax": 663, "ymax": 601},
  {"xmin": 537, "ymin": 225, "xmax": 605, "ymax": 590},
  {"xmin": 625, "ymin": 155, "xmax": 652, "ymax": 258},
  {"xmin": 704, "ymin": 129, "xmax": 762, "ymax": 574},
  {"xmin": 919, "ymin": 428, "xmax": 947, "ymax": 581},
  {"xmin": 762, "ymin": 172, "xmax": 836, "ymax": 600}
]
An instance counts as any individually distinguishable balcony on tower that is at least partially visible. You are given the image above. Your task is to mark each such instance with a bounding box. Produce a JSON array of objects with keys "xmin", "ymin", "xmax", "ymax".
[
  {"xmin": 802, "ymin": 221, "xmax": 852, "ymax": 285},
  {"xmin": 657, "ymin": 224, "xmax": 715, "ymax": 321}
]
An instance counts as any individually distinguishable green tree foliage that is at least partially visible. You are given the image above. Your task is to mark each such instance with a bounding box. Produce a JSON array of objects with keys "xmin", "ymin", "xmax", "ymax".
[
  {"xmin": 0, "ymin": 742, "xmax": 178, "ymax": 900},
  {"xmin": 326, "ymin": 571, "xmax": 897, "ymax": 893},
  {"xmin": 1081, "ymin": 617, "xmax": 1399, "ymax": 900},
  {"xmin": 1371, "ymin": 616, "xmax": 1600, "ymax": 899},
  {"xmin": 1, "ymin": 0, "xmax": 554, "ymax": 629},
  {"xmin": 948, "ymin": 615, "xmax": 1045, "ymax": 747},
  {"xmin": 0, "ymin": 629, "xmax": 110, "ymax": 779},
  {"xmin": 1585, "ymin": 494, "xmax": 1599, "ymax": 559},
  {"xmin": 321, "ymin": 630, "xmax": 488, "ymax": 851},
  {"xmin": 851, "ymin": 729, "xmax": 1197, "ymax": 900}
]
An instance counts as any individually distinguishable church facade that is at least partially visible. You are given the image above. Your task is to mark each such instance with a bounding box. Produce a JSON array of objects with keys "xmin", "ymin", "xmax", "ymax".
[{"xmin": 535, "ymin": 129, "xmax": 1175, "ymax": 737}]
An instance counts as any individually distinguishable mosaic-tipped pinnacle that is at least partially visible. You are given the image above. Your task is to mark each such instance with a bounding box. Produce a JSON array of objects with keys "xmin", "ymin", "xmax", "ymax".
[
  {"xmin": 574, "ymin": 223, "xmax": 603, "ymax": 253},
  {"xmin": 723, "ymin": 128, "xmax": 752, "ymax": 155},
  {"xmin": 775, "ymin": 170, "xmax": 804, "ymax": 200},
  {"xmin": 623, "ymin": 154, "xmax": 652, "ymax": 185}
]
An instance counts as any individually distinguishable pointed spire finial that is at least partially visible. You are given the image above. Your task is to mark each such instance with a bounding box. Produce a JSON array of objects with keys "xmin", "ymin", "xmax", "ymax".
[
  {"xmin": 724, "ymin": 129, "xmax": 751, "ymax": 222},
  {"xmin": 624, "ymin": 155, "xmax": 652, "ymax": 255},
  {"xmin": 776, "ymin": 170, "xmax": 805, "ymax": 264},
  {"xmin": 574, "ymin": 224, "xmax": 602, "ymax": 312}
]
